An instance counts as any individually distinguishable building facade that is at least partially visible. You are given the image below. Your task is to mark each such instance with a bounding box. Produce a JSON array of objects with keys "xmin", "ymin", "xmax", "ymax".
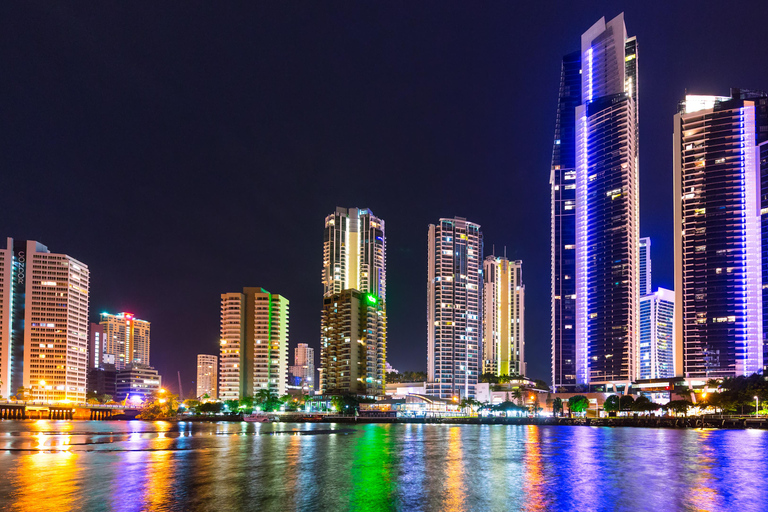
[
  {"xmin": 639, "ymin": 288, "xmax": 675, "ymax": 380},
  {"xmin": 196, "ymin": 354, "xmax": 217, "ymax": 399},
  {"xmin": 482, "ymin": 256, "xmax": 525, "ymax": 377},
  {"xmin": 427, "ymin": 218, "xmax": 482, "ymax": 399},
  {"xmin": 289, "ymin": 343, "xmax": 314, "ymax": 390},
  {"xmin": 218, "ymin": 288, "xmax": 289, "ymax": 400},
  {"xmin": 88, "ymin": 323, "xmax": 105, "ymax": 370},
  {"xmin": 0, "ymin": 239, "xmax": 89, "ymax": 402},
  {"xmin": 550, "ymin": 50, "xmax": 581, "ymax": 391},
  {"xmin": 320, "ymin": 290, "xmax": 385, "ymax": 396},
  {"xmin": 574, "ymin": 14, "xmax": 640, "ymax": 386},
  {"xmin": 639, "ymin": 237, "xmax": 651, "ymax": 296},
  {"xmin": 322, "ymin": 207, "xmax": 386, "ymax": 299},
  {"xmin": 100, "ymin": 312, "xmax": 150, "ymax": 371},
  {"xmin": 115, "ymin": 364, "xmax": 161, "ymax": 401},
  {"xmin": 674, "ymin": 91, "xmax": 767, "ymax": 378}
]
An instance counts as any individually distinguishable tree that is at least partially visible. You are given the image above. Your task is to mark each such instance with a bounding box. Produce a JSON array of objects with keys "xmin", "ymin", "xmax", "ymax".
[
  {"xmin": 479, "ymin": 373, "xmax": 499, "ymax": 384},
  {"xmin": 512, "ymin": 389, "xmax": 523, "ymax": 406},
  {"xmin": 533, "ymin": 379, "xmax": 550, "ymax": 391},
  {"xmin": 224, "ymin": 399, "xmax": 241, "ymax": 413},
  {"xmin": 603, "ymin": 395, "xmax": 621, "ymax": 413},
  {"xmin": 620, "ymin": 395, "xmax": 635, "ymax": 411},
  {"xmin": 16, "ymin": 387, "xmax": 29, "ymax": 401},
  {"xmin": 330, "ymin": 394, "xmax": 360, "ymax": 415},
  {"xmin": 569, "ymin": 395, "xmax": 589, "ymax": 414},
  {"xmin": 254, "ymin": 389, "xmax": 282, "ymax": 412},
  {"xmin": 552, "ymin": 397, "xmax": 563, "ymax": 417},
  {"xmin": 137, "ymin": 391, "xmax": 180, "ymax": 420},
  {"xmin": 198, "ymin": 402, "xmax": 224, "ymax": 414},
  {"xmin": 665, "ymin": 400, "xmax": 692, "ymax": 416}
]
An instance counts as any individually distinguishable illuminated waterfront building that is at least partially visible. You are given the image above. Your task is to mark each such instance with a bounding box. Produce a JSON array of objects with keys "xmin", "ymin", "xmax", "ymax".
[
  {"xmin": 100, "ymin": 312, "xmax": 150, "ymax": 371},
  {"xmin": 427, "ymin": 217, "xmax": 482, "ymax": 399},
  {"xmin": 320, "ymin": 290, "xmax": 385, "ymax": 396},
  {"xmin": 550, "ymin": 49, "xmax": 580, "ymax": 391},
  {"xmin": 482, "ymin": 256, "xmax": 525, "ymax": 377},
  {"xmin": 289, "ymin": 343, "xmax": 314, "ymax": 390},
  {"xmin": 115, "ymin": 364, "xmax": 161, "ymax": 401},
  {"xmin": 639, "ymin": 288, "xmax": 675, "ymax": 379},
  {"xmin": 196, "ymin": 354, "xmax": 217, "ymax": 399},
  {"xmin": 219, "ymin": 288, "xmax": 289, "ymax": 400},
  {"xmin": 572, "ymin": 14, "xmax": 640, "ymax": 386},
  {"xmin": 0, "ymin": 238, "xmax": 89, "ymax": 402},
  {"xmin": 674, "ymin": 90, "xmax": 768, "ymax": 378}
]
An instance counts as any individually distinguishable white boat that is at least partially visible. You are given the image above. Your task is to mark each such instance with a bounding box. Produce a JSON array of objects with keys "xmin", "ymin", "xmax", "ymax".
[{"xmin": 244, "ymin": 412, "xmax": 272, "ymax": 422}]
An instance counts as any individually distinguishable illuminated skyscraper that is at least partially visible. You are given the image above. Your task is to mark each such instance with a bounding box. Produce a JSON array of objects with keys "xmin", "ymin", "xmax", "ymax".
[
  {"xmin": 320, "ymin": 290, "xmax": 385, "ymax": 396},
  {"xmin": 100, "ymin": 312, "xmax": 150, "ymax": 370},
  {"xmin": 88, "ymin": 323, "xmax": 105, "ymax": 369},
  {"xmin": 427, "ymin": 217, "xmax": 482, "ymax": 399},
  {"xmin": 219, "ymin": 288, "xmax": 289, "ymax": 400},
  {"xmin": 196, "ymin": 354, "xmax": 217, "ymax": 399},
  {"xmin": 482, "ymin": 256, "xmax": 525, "ymax": 377},
  {"xmin": 323, "ymin": 207, "xmax": 386, "ymax": 299},
  {"xmin": 573, "ymin": 14, "xmax": 639, "ymax": 386},
  {"xmin": 550, "ymin": 50, "xmax": 581, "ymax": 391},
  {"xmin": 674, "ymin": 90, "xmax": 767, "ymax": 378},
  {"xmin": 320, "ymin": 207, "xmax": 387, "ymax": 396},
  {"xmin": 0, "ymin": 238, "xmax": 89, "ymax": 401},
  {"xmin": 289, "ymin": 343, "xmax": 315, "ymax": 391},
  {"xmin": 639, "ymin": 288, "xmax": 675, "ymax": 379}
]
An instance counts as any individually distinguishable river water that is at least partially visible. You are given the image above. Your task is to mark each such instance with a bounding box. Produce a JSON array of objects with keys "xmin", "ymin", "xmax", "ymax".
[{"xmin": 0, "ymin": 420, "xmax": 764, "ymax": 511}]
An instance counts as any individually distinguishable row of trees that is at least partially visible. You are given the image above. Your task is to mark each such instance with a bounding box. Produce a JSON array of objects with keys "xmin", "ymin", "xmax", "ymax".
[{"xmin": 386, "ymin": 371, "xmax": 427, "ymax": 383}]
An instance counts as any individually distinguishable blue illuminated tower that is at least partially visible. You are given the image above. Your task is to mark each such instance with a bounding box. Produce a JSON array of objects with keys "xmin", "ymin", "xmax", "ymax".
[
  {"xmin": 574, "ymin": 14, "xmax": 639, "ymax": 386},
  {"xmin": 550, "ymin": 51, "xmax": 581, "ymax": 390},
  {"xmin": 674, "ymin": 90, "xmax": 767, "ymax": 378}
]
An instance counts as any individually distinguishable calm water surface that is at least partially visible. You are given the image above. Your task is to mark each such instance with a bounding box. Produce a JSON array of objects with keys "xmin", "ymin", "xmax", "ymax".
[{"xmin": 0, "ymin": 420, "xmax": 764, "ymax": 511}]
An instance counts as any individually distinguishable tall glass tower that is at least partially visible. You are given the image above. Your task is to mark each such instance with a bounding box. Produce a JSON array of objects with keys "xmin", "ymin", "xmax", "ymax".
[
  {"xmin": 427, "ymin": 218, "xmax": 482, "ymax": 399},
  {"xmin": 550, "ymin": 51, "xmax": 581, "ymax": 391},
  {"xmin": 574, "ymin": 14, "xmax": 639, "ymax": 386},
  {"xmin": 674, "ymin": 91, "xmax": 767, "ymax": 378}
]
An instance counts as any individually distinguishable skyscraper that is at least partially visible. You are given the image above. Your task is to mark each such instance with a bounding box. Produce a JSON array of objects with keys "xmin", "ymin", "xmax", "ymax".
[
  {"xmin": 482, "ymin": 256, "xmax": 525, "ymax": 377},
  {"xmin": 573, "ymin": 14, "xmax": 639, "ymax": 386},
  {"xmin": 639, "ymin": 288, "xmax": 675, "ymax": 380},
  {"xmin": 0, "ymin": 238, "xmax": 89, "ymax": 401},
  {"xmin": 320, "ymin": 290, "xmax": 385, "ymax": 396},
  {"xmin": 320, "ymin": 207, "xmax": 387, "ymax": 397},
  {"xmin": 323, "ymin": 207, "xmax": 386, "ymax": 299},
  {"xmin": 100, "ymin": 312, "xmax": 150, "ymax": 370},
  {"xmin": 550, "ymin": 50, "xmax": 581, "ymax": 391},
  {"xmin": 674, "ymin": 91, "xmax": 767, "ymax": 378},
  {"xmin": 639, "ymin": 237, "xmax": 651, "ymax": 296},
  {"xmin": 427, "ymin": 218, "xmax": 482, "ymax": 399},
  {"xmin": 88, "ymin": 323, "xmax": 105, "ymax": 369},
  {"xmin": 219, "ymin": 288, "xmax": 289, "ymax": 400},
  {"xmin": 196, "ymin": 354, "xmax": 217, "ymax": 399}
]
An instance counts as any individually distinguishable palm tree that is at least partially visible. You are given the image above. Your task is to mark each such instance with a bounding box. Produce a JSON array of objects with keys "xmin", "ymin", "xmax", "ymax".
[{"xmin": 512, "ymin": 389, "xmax": 523, "ymax": 406}]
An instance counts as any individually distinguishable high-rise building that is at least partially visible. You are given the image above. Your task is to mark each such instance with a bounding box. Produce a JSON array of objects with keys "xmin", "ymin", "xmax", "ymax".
[
  {"xmin": 196, "ymin": 354, "xmax": 217, "ymax": 399},
  {"xmin": 320, "ymin": 290, "xmax": 385, "ymax": 396},
  {"xmin": 427, "ymin": 218, "xmax": 483, "ymax": 399},
  {"xmin": 319, "ymin": 207, "xmax": 387, "ymax": 397},
  {"xmin": 322, "ymin": 207, "xmax": 386, "ymax": 299},
  {"xmin": 639, "ymin": 237, "xmax": 652, "ymax": 296},
  {"xmin": 289, "ymin": 343, "xmax": 314, "ymax": 390},
  {"xmin": 88, "ymin": 323, "xmax": 105, "ymax": 369},
  {"xmin": 0, "ymin": 239, "xmax": 89, "ymax": 402},
  {"xmin": 219, "ymin": 288, "xmax": 289, "ymax": 400},
  {"xmin": 100, "ymin": 312, "xmax": 150, "ymax": 370},
  {"xmin": 674, "ymin": 91, "xmax": 767, "ymax": 378},
  {"xmin": 550, "ymin": 50, "xmax": 581, "ymax": 391},
  {"xmin": 573, "ymin": 14, "xmax": 639, "ymax": 386},
  {"xmin": 482, "ymin": 256, "xmax": 525, "ymax": 377},
  {"xmin": 639, "ymin": 288, "xmax": 675, "ymax": 380}
]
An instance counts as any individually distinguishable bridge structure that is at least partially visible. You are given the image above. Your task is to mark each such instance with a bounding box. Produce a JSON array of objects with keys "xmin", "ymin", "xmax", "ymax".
[{"xmin": 0, "ymin": 400, "xmax": 128, "ymax": 420}]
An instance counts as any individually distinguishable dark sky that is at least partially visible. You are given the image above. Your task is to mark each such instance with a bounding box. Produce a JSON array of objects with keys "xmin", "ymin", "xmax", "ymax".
[{"xmin": 3, "ymin": 2, "xmax": 768, "ymax": 394}]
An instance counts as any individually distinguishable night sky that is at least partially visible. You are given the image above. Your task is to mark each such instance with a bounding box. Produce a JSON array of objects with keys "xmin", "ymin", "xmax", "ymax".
[{"xmin": 3, "ymin": 3, "xmax": 768, "ymax": 395}]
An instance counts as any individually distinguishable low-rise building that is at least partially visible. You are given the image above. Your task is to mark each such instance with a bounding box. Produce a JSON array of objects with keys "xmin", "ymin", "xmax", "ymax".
[{"xmin": 116, "ymin": 365, "xmax": 161, "ymax": 401}]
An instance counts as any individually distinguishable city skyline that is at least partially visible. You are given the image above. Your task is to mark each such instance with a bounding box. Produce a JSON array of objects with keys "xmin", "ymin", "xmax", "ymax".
[{"xmin": 4, "ymin": 4, "xmax": 768, "ymax": 392}]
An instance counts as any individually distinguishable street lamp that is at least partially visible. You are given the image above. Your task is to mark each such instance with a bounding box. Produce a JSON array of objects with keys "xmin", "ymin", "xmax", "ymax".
[{"xmin": 755, "ymin": 396, "xmax": 759, "ymax": 418}]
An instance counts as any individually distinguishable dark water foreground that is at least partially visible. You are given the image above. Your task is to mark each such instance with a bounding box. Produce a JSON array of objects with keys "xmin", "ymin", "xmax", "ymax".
[{"xmin": 0, "ymin": 420, "xmax": 765, "ymax": 511}]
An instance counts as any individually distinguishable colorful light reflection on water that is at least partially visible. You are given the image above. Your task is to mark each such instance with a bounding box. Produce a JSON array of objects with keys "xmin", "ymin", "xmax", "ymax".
[{"xmin": 0, "ymin": 421, "xmax": 766, "ymax": 511}]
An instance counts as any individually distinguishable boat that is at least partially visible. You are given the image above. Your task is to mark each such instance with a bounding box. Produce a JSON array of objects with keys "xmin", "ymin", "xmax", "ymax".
[{"xmin": 244, "ymin": 412, "xmax": 273, "ymax": 422}]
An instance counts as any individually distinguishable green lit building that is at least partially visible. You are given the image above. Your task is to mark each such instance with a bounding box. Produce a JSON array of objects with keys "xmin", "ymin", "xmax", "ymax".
[
  {"xmin": 219, "ymin": 287, "xmax": 289, "ymax": 400},
  {"xmin": 320, "ymin": 289, "xmax": 386, "ymax": 396}
]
